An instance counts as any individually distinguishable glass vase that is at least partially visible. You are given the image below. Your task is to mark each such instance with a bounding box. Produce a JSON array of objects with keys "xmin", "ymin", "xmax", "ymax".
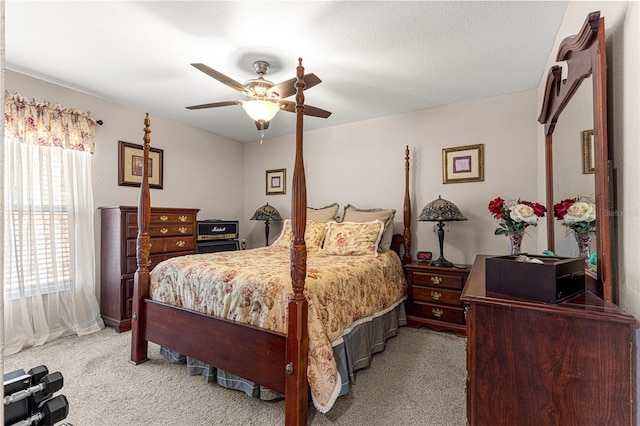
[
  {"xmin": 508, "ymin": 232, "xmax": 524, "ymax": 255},
  {"xmin": 574, "ymin": 232, "xmax": 593, "ymax": 268}
]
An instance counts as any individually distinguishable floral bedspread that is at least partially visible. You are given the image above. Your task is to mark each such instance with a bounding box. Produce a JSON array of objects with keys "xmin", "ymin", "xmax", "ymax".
[{"xmin": 150, "ymin": 246, "xmax": 407, "ymax": 412}]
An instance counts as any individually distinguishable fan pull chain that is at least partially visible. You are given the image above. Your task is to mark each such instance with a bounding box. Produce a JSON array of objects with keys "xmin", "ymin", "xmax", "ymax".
[{"xmin": 259, "ymin": 120, "xmax": 266, "ymax": 144}]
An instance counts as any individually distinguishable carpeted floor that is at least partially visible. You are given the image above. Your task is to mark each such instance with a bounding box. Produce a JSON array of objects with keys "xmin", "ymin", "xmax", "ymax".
[{"xmin": 4, "ymin": 326, "xmax": 467, "ymax": 425}]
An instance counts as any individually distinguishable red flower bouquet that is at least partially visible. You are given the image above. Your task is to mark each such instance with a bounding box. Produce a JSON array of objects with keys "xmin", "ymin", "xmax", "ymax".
[{"xmin": 488, "ymin": 197, "xmax": 547, "ymax": 236}]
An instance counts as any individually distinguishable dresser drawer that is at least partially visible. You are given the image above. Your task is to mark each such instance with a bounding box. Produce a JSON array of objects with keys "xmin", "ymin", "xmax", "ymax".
[
  {"xmin": 125, "ymin": 253, "xmax": 168, "ymax": 274},
  {"xmin": 413, "ymin": 286, "xmax": 462, "ymax": 306},
  {"xmin": 412, "ymin": 301, "xmax": 465, "ymax": 324},
  {"xmin": 126, "ymin": 237, "xmax": 166, "ymax": 256},
  {"xmin": 125, "ymin": 211, "xmax": 196, "ymax": 226},
  {"xmin": 126, "ymin": 236, "xmax": 195, "ymax": 257},
  {"xmin": 149, "ymin": 223, "xmax": 195, "ymax": 237},
  {"xmin": 151, "ymin": 212, "xmax": 194, "ymax": 225},
  {"xmin": 411, "ymin": 270, "xmax": 465, "ymax": 290},
  {"xmin": 125, "ymin": 223, "xmax": 195, "ymax": 239}
]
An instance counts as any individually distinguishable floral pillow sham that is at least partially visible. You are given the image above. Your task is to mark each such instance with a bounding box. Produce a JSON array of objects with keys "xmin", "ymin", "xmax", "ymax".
[
  {"xmin": 272, "ymin": 219, "xmax": 329, "ymax": 252},
  {"xmin": 341, "ymin": 205, "xmax": 395, "ymax": 252},
  {"xmin": 321, "ymin": 220, "xmax": 384, "ymax": 257}
]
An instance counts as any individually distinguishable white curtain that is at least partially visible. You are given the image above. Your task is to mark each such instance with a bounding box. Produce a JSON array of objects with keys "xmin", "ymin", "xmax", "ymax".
[{"xmin": 3, "ymin": 92, "xmax": 104, "ymax": 355}]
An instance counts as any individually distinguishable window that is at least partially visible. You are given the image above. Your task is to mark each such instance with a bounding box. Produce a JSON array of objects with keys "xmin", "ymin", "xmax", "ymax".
[{"xmin": 4, "ymin": 144, "xmax": 71, "ymax": 299}]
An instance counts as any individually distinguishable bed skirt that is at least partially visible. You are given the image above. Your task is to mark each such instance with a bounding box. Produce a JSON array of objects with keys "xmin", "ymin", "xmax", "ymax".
[{"xmin": 160, "ymin": 301, "xmax": 407, "ymax": 402}]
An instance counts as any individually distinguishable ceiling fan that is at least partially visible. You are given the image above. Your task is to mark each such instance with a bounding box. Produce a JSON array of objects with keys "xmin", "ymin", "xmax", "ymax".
[{"xmin": 186, "ymin": 60, "xmax": 332, "ymax": 131}]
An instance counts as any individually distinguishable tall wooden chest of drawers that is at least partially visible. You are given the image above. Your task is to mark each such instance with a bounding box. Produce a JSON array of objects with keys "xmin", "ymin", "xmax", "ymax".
[
  {"xmin": 405, "ymin": 262, "xmax": 469, "ymax": 337},
  {"xmin": 99, "ymin": 206, "xmax": 199, "ymax": 332}
]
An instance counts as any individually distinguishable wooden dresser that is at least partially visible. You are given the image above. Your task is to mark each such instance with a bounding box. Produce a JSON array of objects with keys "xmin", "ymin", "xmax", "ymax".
[
  {"xmin": 99, "ymin": 206, "xmax": 199, "ymax": 332},
  {"xmin": 405, "ymin": 262, "xmax": 469, "ymax": 337},
  {"xmin": 461, "ymin": 255, "xmax": 636, "ymax": 425}
]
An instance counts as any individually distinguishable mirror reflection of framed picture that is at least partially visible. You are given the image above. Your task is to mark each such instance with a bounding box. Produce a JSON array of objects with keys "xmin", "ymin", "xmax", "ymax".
[
  {"xmin": 582, "ymin": 129, "xmax": 595, "ymax": 174},
  {"xmin": 442, "ymin": 144, "xmax": 484, "ymax": 184},
  {"xmin": 118, "ymin": 140, "xmax": 164, "ymax": 189},
  {"xmin": 266, "ymin": 168, "xmax": 286, "ymax": 195}
]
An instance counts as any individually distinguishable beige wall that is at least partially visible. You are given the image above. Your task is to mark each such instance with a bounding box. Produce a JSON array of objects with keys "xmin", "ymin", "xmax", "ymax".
[
  {"xmin": 244, "ymin": 89, "xmax": 539, "ymax": 264},
  {"xmin": 5, "ymin": 70, "xmax": 245, "ymax": 297},
  {"xmin": 536, "ymin": 1, "xmax": 640, "ymax": 316},
  {"xmin": 611, "ymin": 0, "xmax": 640, "ymax": 316}
]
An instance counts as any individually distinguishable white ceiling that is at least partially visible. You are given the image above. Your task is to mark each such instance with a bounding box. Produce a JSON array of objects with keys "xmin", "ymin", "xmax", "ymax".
[{"xmin": 5, "ymin": 1, "xmax": 568, "ymax": 143}]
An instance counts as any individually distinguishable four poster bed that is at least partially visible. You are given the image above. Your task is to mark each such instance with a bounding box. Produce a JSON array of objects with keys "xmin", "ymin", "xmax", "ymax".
[{"xmin": 130, "ymin": 58, "xmax": 412, "ymax": 425}]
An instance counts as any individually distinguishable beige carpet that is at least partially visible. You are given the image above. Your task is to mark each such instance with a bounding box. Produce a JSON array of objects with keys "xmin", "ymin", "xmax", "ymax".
[{"xmin": 4, "ymin": 326, "xmax": 466, "ymax": 426}]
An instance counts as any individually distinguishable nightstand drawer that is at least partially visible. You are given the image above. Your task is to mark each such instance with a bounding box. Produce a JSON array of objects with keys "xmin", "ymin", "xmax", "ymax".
[
  {"xmin": 413, "ymin": 301, "xmax": 465, "ymax": 324},
  {"xmin": 413, "ymin": 286, "xmax": 462, "ymax": 306},
  {"xmin": 410, "ymin": 270, "xmax": 465, "ymax": 290}
]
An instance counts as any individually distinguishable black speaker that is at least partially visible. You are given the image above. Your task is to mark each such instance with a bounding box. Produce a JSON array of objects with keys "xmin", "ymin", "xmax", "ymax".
[{"xmin": 197, "ymin": 239, "xmax": 240, "ymax": 254}]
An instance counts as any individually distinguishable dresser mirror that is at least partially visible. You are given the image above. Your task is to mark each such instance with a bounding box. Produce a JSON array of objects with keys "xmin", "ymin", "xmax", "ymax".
[
  {"xmin": 551, "ymin": 77, "xmax": 595, "ymax": 258},
  {"xmin": 538, "ymin": 11, "xmax": 612, "ymax": 301}
]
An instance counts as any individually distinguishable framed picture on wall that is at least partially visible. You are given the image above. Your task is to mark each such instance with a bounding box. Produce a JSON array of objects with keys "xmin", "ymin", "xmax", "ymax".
[
  {"xmin": 582, "ymin": 129, "xmax": 595, "ymax": 174},
  {"xmin": 442, "ymin": 144, "xmax": 484, "ymax": 184},
  {"xmin": 118, "ymin": 140, "xmax": 164, "ymax": 189},
  {"xmin": 266, "ymin": 168, "xmax": 286, "ymax": 195}
]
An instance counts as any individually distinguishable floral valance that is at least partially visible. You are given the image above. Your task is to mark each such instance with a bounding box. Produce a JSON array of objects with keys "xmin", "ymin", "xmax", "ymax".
[{"xmin": 4, "ymin": 91, "xmax": 96, "ymax": 153}]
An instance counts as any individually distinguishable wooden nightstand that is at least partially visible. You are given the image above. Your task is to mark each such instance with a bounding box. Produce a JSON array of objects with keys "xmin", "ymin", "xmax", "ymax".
[{"xmin": 405, "ymin": 262, "xmax": 470, "ymax": 337}]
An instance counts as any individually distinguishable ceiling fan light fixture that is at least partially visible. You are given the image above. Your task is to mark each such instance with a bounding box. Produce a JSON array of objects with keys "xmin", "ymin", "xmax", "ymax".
[{"xmin": 242, "ymin": 99, "xmax": 280, "ymax": 122}]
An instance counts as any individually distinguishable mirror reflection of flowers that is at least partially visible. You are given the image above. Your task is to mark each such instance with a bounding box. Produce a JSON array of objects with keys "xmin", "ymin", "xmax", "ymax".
[
  {"xmin": 553, "ymin": 196, "xmax": 596, "ymax": 236},
  {"xmin": 488, "ymin": 197, "xmax": 547, "ymax": 235}
]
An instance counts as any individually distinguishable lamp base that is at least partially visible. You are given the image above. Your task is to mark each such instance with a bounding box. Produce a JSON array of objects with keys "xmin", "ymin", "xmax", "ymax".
[{"xmin": 431, "ymin": 257, "xmax": 454, "ymax": 268}]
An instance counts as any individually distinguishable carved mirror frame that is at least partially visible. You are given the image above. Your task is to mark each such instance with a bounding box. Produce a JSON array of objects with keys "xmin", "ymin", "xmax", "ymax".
[{"xmin": 538, "ymin": 11, "xmax": 611, "ymax": 301}]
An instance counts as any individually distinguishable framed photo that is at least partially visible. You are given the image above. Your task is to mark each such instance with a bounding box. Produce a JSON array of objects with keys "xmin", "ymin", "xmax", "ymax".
[
  {"xmin": 266, "ymin": 168, "xmax": 286, "ymax": 195},
  {"xmin": 118, "ymin": 140, "xmax": 164, "ymax": 189},
  {"xmin": 442, "ymin": 144, "xmax": 484, "ymax": 184},
  {"xmin": 582, "ymin": 129, "xmax": 595, "ymax": 174}
]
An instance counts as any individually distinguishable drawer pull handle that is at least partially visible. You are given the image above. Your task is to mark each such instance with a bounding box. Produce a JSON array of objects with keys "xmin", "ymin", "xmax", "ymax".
[
  {"xmin": 176, "ymin": 240, "xmax": 186, "ymax": 248},
  {"xmin": 430, "ymin": 291, "xmax": 442, "ymax": 301},
  {"xmin": 430, "ymin": 276, "xmax": 443, "ymax": 285},
  {"xmin": 160, "ymin": 215, "xmax": 169, "ymax": 222},
  {"xmin": 432, "ymin": 308, "xmax": 443, "ymax": 318},
  {"xmin": 179, "ymin": 215, "xmax": 188, "ymax": 222},
  {"xmin": 160, "ymin": 228, "xmax": 169, "ymax": 234},
  {"xmin": 178, "ymin": 227, "xmax": 187, "ymax": 234}
]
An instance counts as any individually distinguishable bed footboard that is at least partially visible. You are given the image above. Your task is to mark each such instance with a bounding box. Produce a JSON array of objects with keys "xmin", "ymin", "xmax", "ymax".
[{"xmin": 144, "ymin": 300, "xmax": 286, "ymax": 392}]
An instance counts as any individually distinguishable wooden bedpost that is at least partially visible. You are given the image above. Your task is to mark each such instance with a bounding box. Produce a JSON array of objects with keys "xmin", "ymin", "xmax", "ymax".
[
  {"xmin": 131, "ymin": 113, "xmax": 151, "ymax": 364},
  {"xmin": 403, "ymin": 146, "xmax": 412, "ymax": 264},
  {"xmin": 285, "ymin": 58, "xmax": 309, "ymax": 426}
]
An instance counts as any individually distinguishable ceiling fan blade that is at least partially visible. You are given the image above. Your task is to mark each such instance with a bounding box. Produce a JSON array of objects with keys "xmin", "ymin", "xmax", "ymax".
[
  {"xmin": 301, "ymin": 104, "xmax": 332, "ymax": 118},
  {"xmin": 185, "ymin": 100, "xmax": 241, "ymax": 110},
  {"xmin": 255, "ymin": 120, "xmax": 270, "ymax": 131},
  {"xmin": 268, "ymin": 73, "xmax": 322, "ymax": 99},
  {"xmin": 279, "ymin": 100, "xmax": 332, "ymax": 118},
  {"xmin": 191, "ymin": 63, "xmax": 247, "ymax": 92}
]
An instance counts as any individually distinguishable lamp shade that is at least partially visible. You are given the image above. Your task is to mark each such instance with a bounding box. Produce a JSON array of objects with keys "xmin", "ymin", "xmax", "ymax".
[
  {"xmin": 250, "ymin": 203, "xmax": 283, "ymax": 222},
  {"xmin": 418, "ymin": 196, "xmax": 467, "ymax": 222},
  {"xmin": 242, "ymin": 99, "xmax": 280, "ymax": 122},
  {"xmin": 251, "ymin": 203, "xmax": 283, "ymax": 247}
]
